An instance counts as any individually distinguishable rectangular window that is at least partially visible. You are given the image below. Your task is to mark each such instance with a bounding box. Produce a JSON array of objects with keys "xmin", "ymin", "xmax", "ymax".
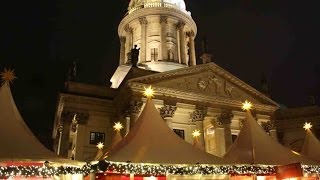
[
  {"xmin": 173, "ymin": 129, "xmax": 185, "ymax": 139},
  {"xmin": 89, "ymin": 132, "xmax": 105, "ymax": 145},
  {"xmin": 151, "ymin": 48, "xmax": 158, "ymax": 61}
]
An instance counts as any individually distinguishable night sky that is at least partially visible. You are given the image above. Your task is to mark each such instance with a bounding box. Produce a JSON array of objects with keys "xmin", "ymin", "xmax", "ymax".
[{"xmin": 1, "ymin": 0, "xmax": 319, "ymax": 149}]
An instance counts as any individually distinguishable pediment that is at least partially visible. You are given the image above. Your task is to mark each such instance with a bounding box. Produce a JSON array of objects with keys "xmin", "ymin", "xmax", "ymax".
[{"xmin": 128, "ymin": 63, "xmax": 279, "ymax": 107}]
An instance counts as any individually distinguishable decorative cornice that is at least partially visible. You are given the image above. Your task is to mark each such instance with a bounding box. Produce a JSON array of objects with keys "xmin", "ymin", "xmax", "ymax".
[
  {"xmin": 119, "ymin": 7, "xmax": 196, "ymax": 37},
  {"xmin": 159, "ymin": 105, "xmax": 177, "ymax": 118},
  {"xmin": 128, "ymin": 82, "xmax": 278, "ymax": 113},
  {"xmin": 127, "ymin": 63, "xmax": 279, "ymax": 108},
  {"xmin": 190, "ymin": 109, "xmax": 206, "ymax": 122}
]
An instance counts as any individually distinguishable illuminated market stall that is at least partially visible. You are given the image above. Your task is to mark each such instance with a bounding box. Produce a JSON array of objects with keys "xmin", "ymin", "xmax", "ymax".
[
  {"xmin": 300, "ymin": 122, "xmax": 320, "ymax": 162},
  {"xmin": 91, "ymin": 86, "xmax": 228, "ymax": 179},
  {"xmin": 0, "ymin": 69, "xmax": 87, "ymax": 179},
  {"xmin": 223, "ymin": 101, "xmax": 320, "ymax": 180}
]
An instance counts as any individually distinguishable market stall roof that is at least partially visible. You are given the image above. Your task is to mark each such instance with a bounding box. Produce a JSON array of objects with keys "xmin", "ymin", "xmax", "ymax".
[
  {"xmin": 223, "ymin": 109, "xmax": 318, "ymax": 165},
  {"xmin": 0, "ymin": 80, "xmax": 83, "ymax": 166},
  {"xmin": 301, "ymin": 125, "xmax": 320, "ymax": 161},
  {"xmin": 104, "ymin": 97, "xmax": 226, "ymax": 164}
]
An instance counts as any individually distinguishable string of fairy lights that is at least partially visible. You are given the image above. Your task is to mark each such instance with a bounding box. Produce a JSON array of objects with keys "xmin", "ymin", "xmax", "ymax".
[
  {"xmin": 1, "ymin": 161, "xmax": 320, "ymax": 178},
  {"xmin": 0, "ymin": 165, "xmax": 91, "ymax": 178}
]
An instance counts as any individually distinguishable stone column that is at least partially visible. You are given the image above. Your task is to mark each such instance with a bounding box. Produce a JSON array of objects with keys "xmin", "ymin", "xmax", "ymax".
[
  {"xmin": 190, "ymin": 109, "xmax": 206, "ymax": 149},
  {"xmin": 159, "ymin": 105, "xmax": 177, "ymax": 129},
  {"xmin": 160, "ymin": 16, "xmax": 168, "ymax": 61},
  {"xmin": 125, "ymin": 25, "xmax": 133, "ymax": 63},
  {"xmin": 177, "ymin": 21, "xmax": 186, "ymax": 64},
  {"xmin": 72, "ymin": 112, "xmax": 89, "ymax": 160},
  {"xmin": 139, "ymin": 17, "xmax": 148, "ymax": 63},
  {"xmin": 174, "ymin": 24, "xmax": 180, "ymax": 63},
  {"xmin": 59, "ymin": 112, "xmax": 74, "ymax": 158},
  {"xmin": 56, "ymin": 123, "xmax": 63, "ymax": 155},
  {"xmin": 214, "ymin": 111, "xmax": 233, "ymax": 157},
  {"xmin": 124, "ymin": 110, "xmax": 131, "ymax": 135},
  {"xmin": 187, "ymin": 31, "xmax": 196, "ymax": 66},
  {"xmin": 128, "ymin": 100, "xmax": 143, "ymax": 129},
  {"xmin": 119, "ymin": 36, "xmax": 126, "ymax": 65}
]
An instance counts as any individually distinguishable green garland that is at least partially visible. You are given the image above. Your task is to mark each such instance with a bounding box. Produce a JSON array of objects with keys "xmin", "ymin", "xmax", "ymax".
[
  {"xmin": 0, "ymin": 165, "xmax": 91, "ymax": 178},
  {"xmin": 1, "ymin": 161, "xmax": 319, "ymax": 178},
  {"xmin": 90, "ymin": 161, "xmax": 277, "ymax": 176}
]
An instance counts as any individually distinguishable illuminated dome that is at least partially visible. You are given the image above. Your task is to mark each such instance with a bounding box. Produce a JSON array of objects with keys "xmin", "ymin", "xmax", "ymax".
[{"xmin": 128, "ymin": 0, "xmax": 187, "ymax": 11}]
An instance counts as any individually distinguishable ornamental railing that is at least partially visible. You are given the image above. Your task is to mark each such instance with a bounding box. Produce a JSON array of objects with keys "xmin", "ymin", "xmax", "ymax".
[{"xmin": 128, "ymin": 2, "xmax": 191, "ymax": 16}]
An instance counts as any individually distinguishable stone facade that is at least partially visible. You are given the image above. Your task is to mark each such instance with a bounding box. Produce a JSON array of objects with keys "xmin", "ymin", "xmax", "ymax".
[{"xmin": 51, "ymin": 0, "xmax": 320, "ymax": 162}]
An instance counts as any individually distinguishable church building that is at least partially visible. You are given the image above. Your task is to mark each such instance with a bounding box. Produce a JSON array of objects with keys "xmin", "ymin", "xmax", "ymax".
[{"xmin": 52, "ymin": 0, "xmax": 282, "ymax": 161}]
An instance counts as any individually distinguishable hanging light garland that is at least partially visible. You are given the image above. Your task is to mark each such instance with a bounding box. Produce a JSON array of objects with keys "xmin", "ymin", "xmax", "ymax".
[
  {"xmin": 0, "ymin": 165, "xmax": 91, "ymax": 178},
  {"xmin": 89, "ymin": 160, "xmax": 280, "ymax": 176}
]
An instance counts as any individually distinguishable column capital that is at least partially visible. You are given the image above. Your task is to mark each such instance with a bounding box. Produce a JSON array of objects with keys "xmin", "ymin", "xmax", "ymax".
[
  {"xmin": 176, "ymin": 21, "xmax": 185, "ymax": 29},
  {"xmin": 61, "ymin": 111, "xmax": 89, "ymax": 125},
  {"xmin": 139, "ymin": 17, "xmax": 148, "ymax": 25},
  {"xmin": 124, "ymin": 24, "xmax": 133, "ymax": 33},
  {"xmin": 160, "ymin": 15, "xmax": 168, "ymax": 24},
  {"xmin": 128, "ymin": 100, "xmax": 143, "ymax": 114},
  {"xmin": 57, "ymin": 123, "xmax": 63, "ymax": 133},
  {"xmin": 159, "ymin": 105, "xmax": 177, "ymax": 118},
  {"xmin": 186, "ymin": 31, "xmax": 195, "ymax": 37},
  {"xmin": 190, "ymin": 109, "xmax": 206, "ymax": 122},
  {"xmin": 120, "ymin": 36, "xmax": 126, "ymax": 44},
  {"xmin": 261, "ymin": 121, "xmax": 276, "ymax": 133},
  {"xmin": 215, "ymin": 111, "xmax": 233, "ymax": 127}
]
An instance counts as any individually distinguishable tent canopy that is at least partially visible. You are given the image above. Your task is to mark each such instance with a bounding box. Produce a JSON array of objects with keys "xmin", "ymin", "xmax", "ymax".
[
  {"xmin": 104, "ymin": 98, "xmax": 226, "ymax": 164},
  {"xmin": 301, "ymin": 129, "xmax": 320, "ymax": 161},
  {"xmin": 0, "ymin": 82, "xmax": 83, "ymax": 166},
  {"xmin": 223, "ymin": 110, "xmax": 318, "ymax": 165}
]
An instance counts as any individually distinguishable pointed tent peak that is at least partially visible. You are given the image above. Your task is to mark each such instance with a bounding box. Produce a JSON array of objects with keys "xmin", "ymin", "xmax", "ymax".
[
  {"xmin": 143, "ymin": 85, "xmax": 154, "ymax": 98},
  {"xmin": 110, "ymin": 131, "xmax": 123, "ymax": 148},
  {"xmin": 303, "ymin": 122, "xmax": 313, "ymax": 131},
  {"xmin": 224, "ymin": 100, "xmax": 318, "ymax": 165},
  {"xmin": 0, "ymin": 71, "xmax": 83, "ymax": 167},
  {"xmin": 113, "ymin": 122, "xmax": 124, "ymax": 132},
  {"xmin": 301, "ymin": 127, "xmax": 320, "ymax": 161},
  {"xmin": 104, "ymin": 91, "xmax": 225, "ymax": 164},
  {"xmin": 1, "ymin": 68, "xmax": 17, "ymax": 85}
]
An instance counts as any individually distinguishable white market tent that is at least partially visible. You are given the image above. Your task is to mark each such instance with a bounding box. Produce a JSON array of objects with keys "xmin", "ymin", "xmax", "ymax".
[
  {"xmin": 223, "ymin": 110, "xmax": 318, "ymax": 165},
  {"xmin": 0, "ymin": 81, "xmax": 82, "ymax": 166},
  {"xmin": 301, "ymin": 128, "xmax": 320, "ymax": 162},
  {"xmin": 104, "ymin": 98, "xmax": 226, "ymax": 164}
]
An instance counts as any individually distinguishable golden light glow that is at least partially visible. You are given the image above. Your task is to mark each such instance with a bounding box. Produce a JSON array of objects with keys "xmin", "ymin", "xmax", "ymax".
[
  {"xmin": 192, "ymin": 129, "xmax": 201, "ymax": 138},
  {"xmin": 96, "ymin": 142, "xmax": 104, "ymax": 149},
  {"xmin": 303, "ymin": 122, "xmax": 312, "ymax": 130},
  {"xmin": 242, "ymin": 100, "xmax": 253, "ymax": 111},
  {"xmin": 0, "ymin": 68, "xmax": 17, "ymax": 84},
  {"xmin": 113, "ymin": 122, "xmax": 123, "ymax": 131},
  {"xmin": 143, "ymin": 85, "xmax": 154, "ymax": 98}
]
